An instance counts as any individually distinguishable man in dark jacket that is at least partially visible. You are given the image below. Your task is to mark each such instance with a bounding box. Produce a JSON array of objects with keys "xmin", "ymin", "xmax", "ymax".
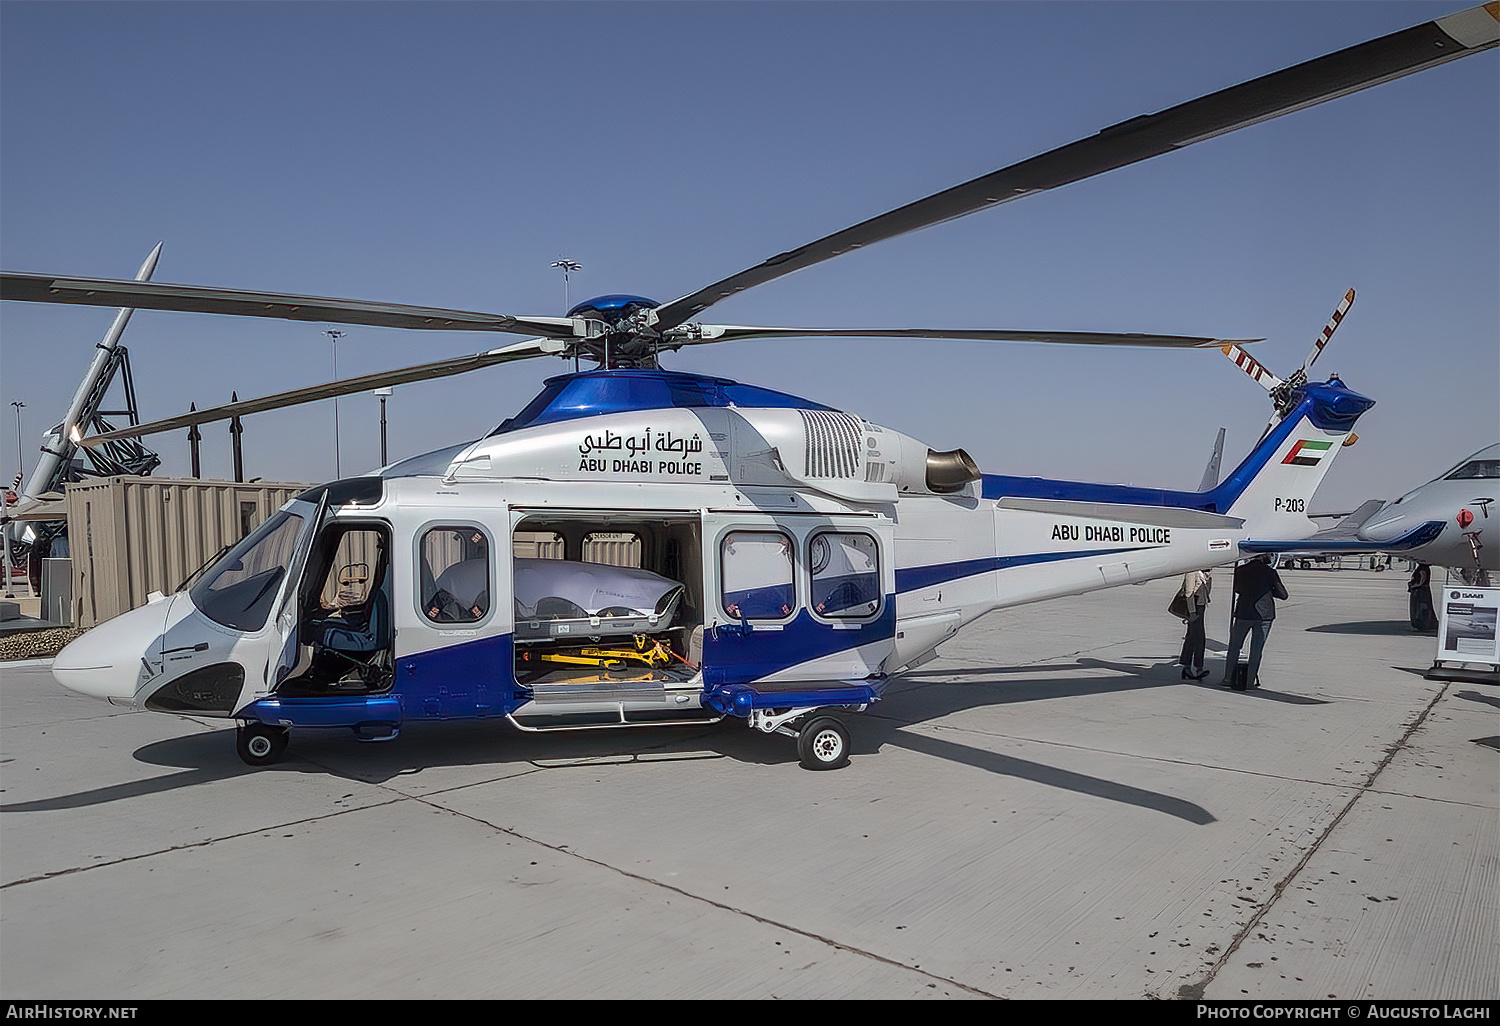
[{"xmin": 1219, "ymin": 554, "xmax": 1289, "ymax": 690}]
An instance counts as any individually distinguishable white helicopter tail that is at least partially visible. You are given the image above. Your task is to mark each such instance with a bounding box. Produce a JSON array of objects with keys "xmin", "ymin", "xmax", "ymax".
[{"xmin": 1212, "ymin": 376, "xmax": 1371, "ymax": 540}]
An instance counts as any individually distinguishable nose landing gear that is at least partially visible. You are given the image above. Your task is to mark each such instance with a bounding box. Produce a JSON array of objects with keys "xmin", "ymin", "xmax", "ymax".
[{"xmin": 236, "ymin": 722, "xmax": 289, "ymax": 767}]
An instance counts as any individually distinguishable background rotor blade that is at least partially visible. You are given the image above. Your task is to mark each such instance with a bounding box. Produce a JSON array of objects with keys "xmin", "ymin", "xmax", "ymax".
[
  {"xmin": 0, "ymin": 273, "xmax": 582, "ymax": 338},
  {"xmin": 74, "ymin": 338, "xmax": 560, "ymax": 446},
  {"xmin": 652, "ymin": 4, "xmax": 1498, "ymax": 330},
  {"xmin": 668, "ymin": 325, "xmax": 1261, "ymax": 348}
]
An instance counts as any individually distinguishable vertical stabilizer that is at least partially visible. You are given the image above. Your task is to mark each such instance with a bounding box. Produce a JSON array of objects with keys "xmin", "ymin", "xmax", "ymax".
[
  {"xmin": 1223, "ymin": 378, "xmax": 1372, "ymax": 538},
  {"xmin": 1198, "ymin": 427, "xmax": 1226, "ymax": 491}
]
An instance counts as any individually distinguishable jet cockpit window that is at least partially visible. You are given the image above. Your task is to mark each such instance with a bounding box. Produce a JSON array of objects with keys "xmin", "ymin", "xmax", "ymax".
[
  {"xmin": 190, "ymin": 509, "xmax": 305, "ymax": 632},
  {"xmin": 1444, "ymin": 459, "xmax": 1500, "ymax": 480},
  {"xmin": 720, "ymin": 530, "xmax": 795, "ymax": 621},
  {"xmin": 808, "ymin": 532, "xmax": 881, "ymax": 620},
  {"xmin": 421, "ymin": 526, "xmax": 491, "ymax": 624}
]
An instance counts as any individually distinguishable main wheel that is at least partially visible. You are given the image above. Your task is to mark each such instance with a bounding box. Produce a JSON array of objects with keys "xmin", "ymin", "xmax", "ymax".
[
  {"xmin": 236, "ymin": 723, "xmax": 289, "ymax": 767},
  {"xmin": 797, "ymin": 716, "xmax": 850, "ymax": 770}
]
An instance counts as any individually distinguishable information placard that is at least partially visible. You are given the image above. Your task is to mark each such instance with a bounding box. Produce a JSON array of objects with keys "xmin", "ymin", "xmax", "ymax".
[{"xmin": 1435, "ymin": 584, "xmax": 1499, "ymax": 666}]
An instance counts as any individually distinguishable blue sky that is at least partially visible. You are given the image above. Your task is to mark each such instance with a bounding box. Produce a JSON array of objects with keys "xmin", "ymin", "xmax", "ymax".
[{"xmin": 2, "ymin": 1, "xmax": 1495, "ymax": 511}]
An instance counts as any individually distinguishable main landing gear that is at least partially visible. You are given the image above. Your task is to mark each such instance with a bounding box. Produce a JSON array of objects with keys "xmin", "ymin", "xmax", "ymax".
[
  {"xmin": 749, "ymin": 707, "xmax": 853, "ymax": 770},
  {"xmin": 236, "ymin": 722, "xmax": 289, "ymax": 767},
  {"xmin": 797, "ymin": 716, "xmax": 851, "ymax": 770}
]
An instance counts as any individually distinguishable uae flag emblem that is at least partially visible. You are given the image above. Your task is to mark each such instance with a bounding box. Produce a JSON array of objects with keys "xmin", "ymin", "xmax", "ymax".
[{"xmin": 1282, "ymin": 439, "xmax": 1333, "ymax": 467}]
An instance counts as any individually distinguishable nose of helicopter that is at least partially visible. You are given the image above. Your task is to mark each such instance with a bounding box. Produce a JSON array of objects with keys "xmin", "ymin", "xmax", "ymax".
[{"xmin": 52, "ymin": 599, "xmax": 168, "ymax": 702}]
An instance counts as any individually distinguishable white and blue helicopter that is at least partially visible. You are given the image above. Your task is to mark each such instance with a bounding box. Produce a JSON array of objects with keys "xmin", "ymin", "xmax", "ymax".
[{"xmin": 4, "ymin": 4, "xmax": 1494, "ymax": 769}]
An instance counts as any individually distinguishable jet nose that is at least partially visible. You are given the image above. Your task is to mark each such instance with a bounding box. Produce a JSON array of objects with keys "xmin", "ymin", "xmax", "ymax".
[{"xmin": 52, "ymin": 601, "xmax": 167, "ymax": 702}]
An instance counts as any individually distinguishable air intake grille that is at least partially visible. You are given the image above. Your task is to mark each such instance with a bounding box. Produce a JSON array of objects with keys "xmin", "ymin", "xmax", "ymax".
[{"xmin": 800, "ymin": 410, "xmax": 863, "ymax": 478}]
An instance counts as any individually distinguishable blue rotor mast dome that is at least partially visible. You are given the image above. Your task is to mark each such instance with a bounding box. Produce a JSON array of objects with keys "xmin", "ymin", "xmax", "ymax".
[{"xmin": 565, "ymin": 294, "xmax": 665, "ymax": 370}]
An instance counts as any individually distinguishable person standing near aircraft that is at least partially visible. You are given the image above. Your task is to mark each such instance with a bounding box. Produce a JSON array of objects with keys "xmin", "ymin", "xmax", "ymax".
[
  {"xmin": 1407, "ymin": 562, "xmax": 1439, "ymax": 632},
  {"xmin": 1177, "ymin": 568, "xmax": 1212, "ymax": 680},
  {"xmin": 1220, "ymin": 555, "xmax": 1287, "ymax": 690}
]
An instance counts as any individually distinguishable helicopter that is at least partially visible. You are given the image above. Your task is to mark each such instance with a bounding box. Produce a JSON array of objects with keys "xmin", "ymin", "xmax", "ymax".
[{"xmin": 3, "ymin": 4, "xmax": 1494, "ymax": 770}]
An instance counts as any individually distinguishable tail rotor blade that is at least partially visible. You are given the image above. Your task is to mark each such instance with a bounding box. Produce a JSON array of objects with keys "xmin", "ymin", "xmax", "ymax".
[
  {"xmin": 1302, "ymin": 288, "xmax": 1355, "ymax": 375},
  {"xmin": 1220, "ymin": 344, "xmax": 1282, "ymax": 392}
]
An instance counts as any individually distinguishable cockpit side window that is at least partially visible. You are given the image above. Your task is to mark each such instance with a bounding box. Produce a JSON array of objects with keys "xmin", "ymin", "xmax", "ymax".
[
  {"xmin": 190, "ymin": 510, "xmax": 305, "ymax": 632},
  {"xmin": 1445, "ymin": 459, "xmax": 1500, "ymax": 480}
]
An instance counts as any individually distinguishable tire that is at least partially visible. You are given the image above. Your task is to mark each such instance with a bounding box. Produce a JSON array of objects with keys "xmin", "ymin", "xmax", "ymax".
[
  {"xmin": 797, "ymin": 716, "xmax": 850, "ymax": 770},
  {"xmin": 236, "ymin": 723, "xmax": 289, "ymax": 767}
]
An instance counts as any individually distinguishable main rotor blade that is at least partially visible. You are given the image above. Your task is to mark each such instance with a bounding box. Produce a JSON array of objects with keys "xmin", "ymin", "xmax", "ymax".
[
  {"xmin": 74, "ymin": 337, "xmax": 561, "ymax": 446},
  {"xmin": 0, "ymin": 273, "xmax": 583, "ymax": 338},
  {"xmin": 652, "ymin": 5, "xmax": 1498, "ymax": 330},
  {"xmin": 667, "ymin": 324, "xmax": 1260, "ymax": 348}
]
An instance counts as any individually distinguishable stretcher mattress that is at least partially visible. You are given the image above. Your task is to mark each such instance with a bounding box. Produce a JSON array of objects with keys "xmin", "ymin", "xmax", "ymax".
[{"xmin": 513, "ymin": 558, "xmax": 685, "ymax": 641}]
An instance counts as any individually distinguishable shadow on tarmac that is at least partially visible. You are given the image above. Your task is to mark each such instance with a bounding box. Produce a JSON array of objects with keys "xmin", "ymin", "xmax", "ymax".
[
  {"xmin": 3, "ymin": 656, "xmax": 1241, "ymax": 825},
  {"xmin": 1306, "ymin": 620, "xmax": 1430, "ymax": 637}
]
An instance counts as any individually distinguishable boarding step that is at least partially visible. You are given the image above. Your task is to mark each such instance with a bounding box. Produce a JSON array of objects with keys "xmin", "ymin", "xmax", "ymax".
[
  {"xmin": 528, "ymin": 678, "xmax": 669, "ymax": 704},
  {"xmin": 507, "ymin": 705, "xmax": 723, "ymax": 732}
]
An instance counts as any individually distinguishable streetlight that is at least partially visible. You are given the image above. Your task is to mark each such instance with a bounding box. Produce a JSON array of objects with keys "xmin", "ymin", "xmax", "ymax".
[
  {"xmin": 550, "ymin": 260, "xmax": 582, "ymax": 311},
  {"xmin": 374, "ymin": 387, "xmax": 393, "ymax": 466},
  {"xmin": 551, "ymin": 261, "xmax": 582, "ymax": 371},
  {"xmin": 10, "ymin": 400, "xmax": 25, "ymax": 486},
  {"xmin": 324, "ymin": 330, "xmax": 345, "ymax": 477},
  {"xmin": 2, "ymin": 399, "xmax": 17, "ymax": 599}
]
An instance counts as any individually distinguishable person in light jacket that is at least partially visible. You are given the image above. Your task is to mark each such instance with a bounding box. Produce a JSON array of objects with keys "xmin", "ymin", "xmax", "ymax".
[{"xmin": 1177, "ymin": 568, "xmax": 1212, "ymax": 680}]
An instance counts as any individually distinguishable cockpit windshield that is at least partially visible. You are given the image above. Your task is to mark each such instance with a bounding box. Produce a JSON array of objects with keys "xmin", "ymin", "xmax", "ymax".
[
  {"xmin": 1443, "ymin": 459, "xmax": 1500, "ymax": 480},
  {"xmin": 189, "ymin": 509, "xmax": 306, "ymax": 631}
]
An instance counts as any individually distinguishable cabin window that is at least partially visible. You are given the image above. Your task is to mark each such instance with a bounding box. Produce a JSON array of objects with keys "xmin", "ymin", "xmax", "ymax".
[
  {"xmin": 191, "ymin": 509, "xmax": 304, "ymax": 632},
  {"xmin": 583, "ymin": 531, "xmax": 642, "ymax": 568},
  {"xmin": 808, "ymin": 532, "xmax": 881, "ymax": 619},
  {"xmin": 420, "ymin": 526, "xmax": 491, "ymax": 624},
  {"xmin": 720, "ymin": 530, "xmax": 795, "ymax": 621}
]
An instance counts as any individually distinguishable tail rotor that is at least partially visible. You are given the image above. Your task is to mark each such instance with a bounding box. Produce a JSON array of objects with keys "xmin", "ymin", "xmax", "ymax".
[{"xmin": 1221, "ymin": 289, "xmax": 1356, "ymax": 434}]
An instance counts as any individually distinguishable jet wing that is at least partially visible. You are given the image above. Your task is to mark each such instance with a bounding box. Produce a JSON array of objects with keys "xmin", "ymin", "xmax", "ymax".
[{"xmin": 1240, "ymin": 520, "xmax": 1445, "ymax": 554}]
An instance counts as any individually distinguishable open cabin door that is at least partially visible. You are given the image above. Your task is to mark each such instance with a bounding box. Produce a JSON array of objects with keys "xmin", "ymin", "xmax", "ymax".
[
  {"xmin": 141, "ymin": 490, "xmax": 331, "ymax": 716},
  {"xmin": 700, "ymin": 511, "xmax": 895, "ymax": 687}
]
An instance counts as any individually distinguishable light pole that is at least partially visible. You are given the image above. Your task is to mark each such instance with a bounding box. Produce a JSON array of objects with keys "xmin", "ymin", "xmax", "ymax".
[
  {"xmin": 2, "ymin": 399, "xmax": 17, "ymax": 599},
  {"xmin": 10, "ymin": 400, "xmax": 24, "ymax": 486},
  {"xmin": 551, "ymin": 260, "xmax": 582, "ymax": 371},
  {"xmin": 324, "ymin": 330, "xmax": 345, "ymax": 477},
  {"xmin": 550, "ymin": 259, "xmax": 582, "ymax": 311},
  {"xmin": 374, "ymin": 387, "xmax": 393, "ymax": 466}
]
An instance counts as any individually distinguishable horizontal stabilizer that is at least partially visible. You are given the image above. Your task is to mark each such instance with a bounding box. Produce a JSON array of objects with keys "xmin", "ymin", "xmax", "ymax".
[
  {"xmin": 1326, "ymin": 499, "xmax": 1387, "ymax": 538},
  {"xmin": 1239, "ymin": 520, "xmax": 1444, "ymax": 554}
]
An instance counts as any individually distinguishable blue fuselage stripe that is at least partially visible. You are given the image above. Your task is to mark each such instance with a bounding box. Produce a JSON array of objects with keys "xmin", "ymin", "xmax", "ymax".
[{"xmin": 895, "ymin": 547, "xmax": 1145, "ymax": 593}]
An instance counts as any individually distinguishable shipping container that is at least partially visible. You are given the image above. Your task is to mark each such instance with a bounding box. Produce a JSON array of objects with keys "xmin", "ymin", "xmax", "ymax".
[{"xmin": 66, "ymin": 476, "xmax": 310, "ymax": 628}]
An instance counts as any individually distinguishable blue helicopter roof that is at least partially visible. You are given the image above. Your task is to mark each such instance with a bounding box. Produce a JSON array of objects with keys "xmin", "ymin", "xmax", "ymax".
[
  {"xmin": 488, "ymin": 369, "xmax": 836, "ymax": 436},
  {"xmin": 566, "ymin": 294, "xmax": 657, "ymax": 318}
]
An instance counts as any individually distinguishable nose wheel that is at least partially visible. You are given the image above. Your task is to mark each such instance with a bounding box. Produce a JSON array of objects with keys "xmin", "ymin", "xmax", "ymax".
[{"xmin": 236, "ymin": 723, "xmax": 289, "ymax": 767}]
